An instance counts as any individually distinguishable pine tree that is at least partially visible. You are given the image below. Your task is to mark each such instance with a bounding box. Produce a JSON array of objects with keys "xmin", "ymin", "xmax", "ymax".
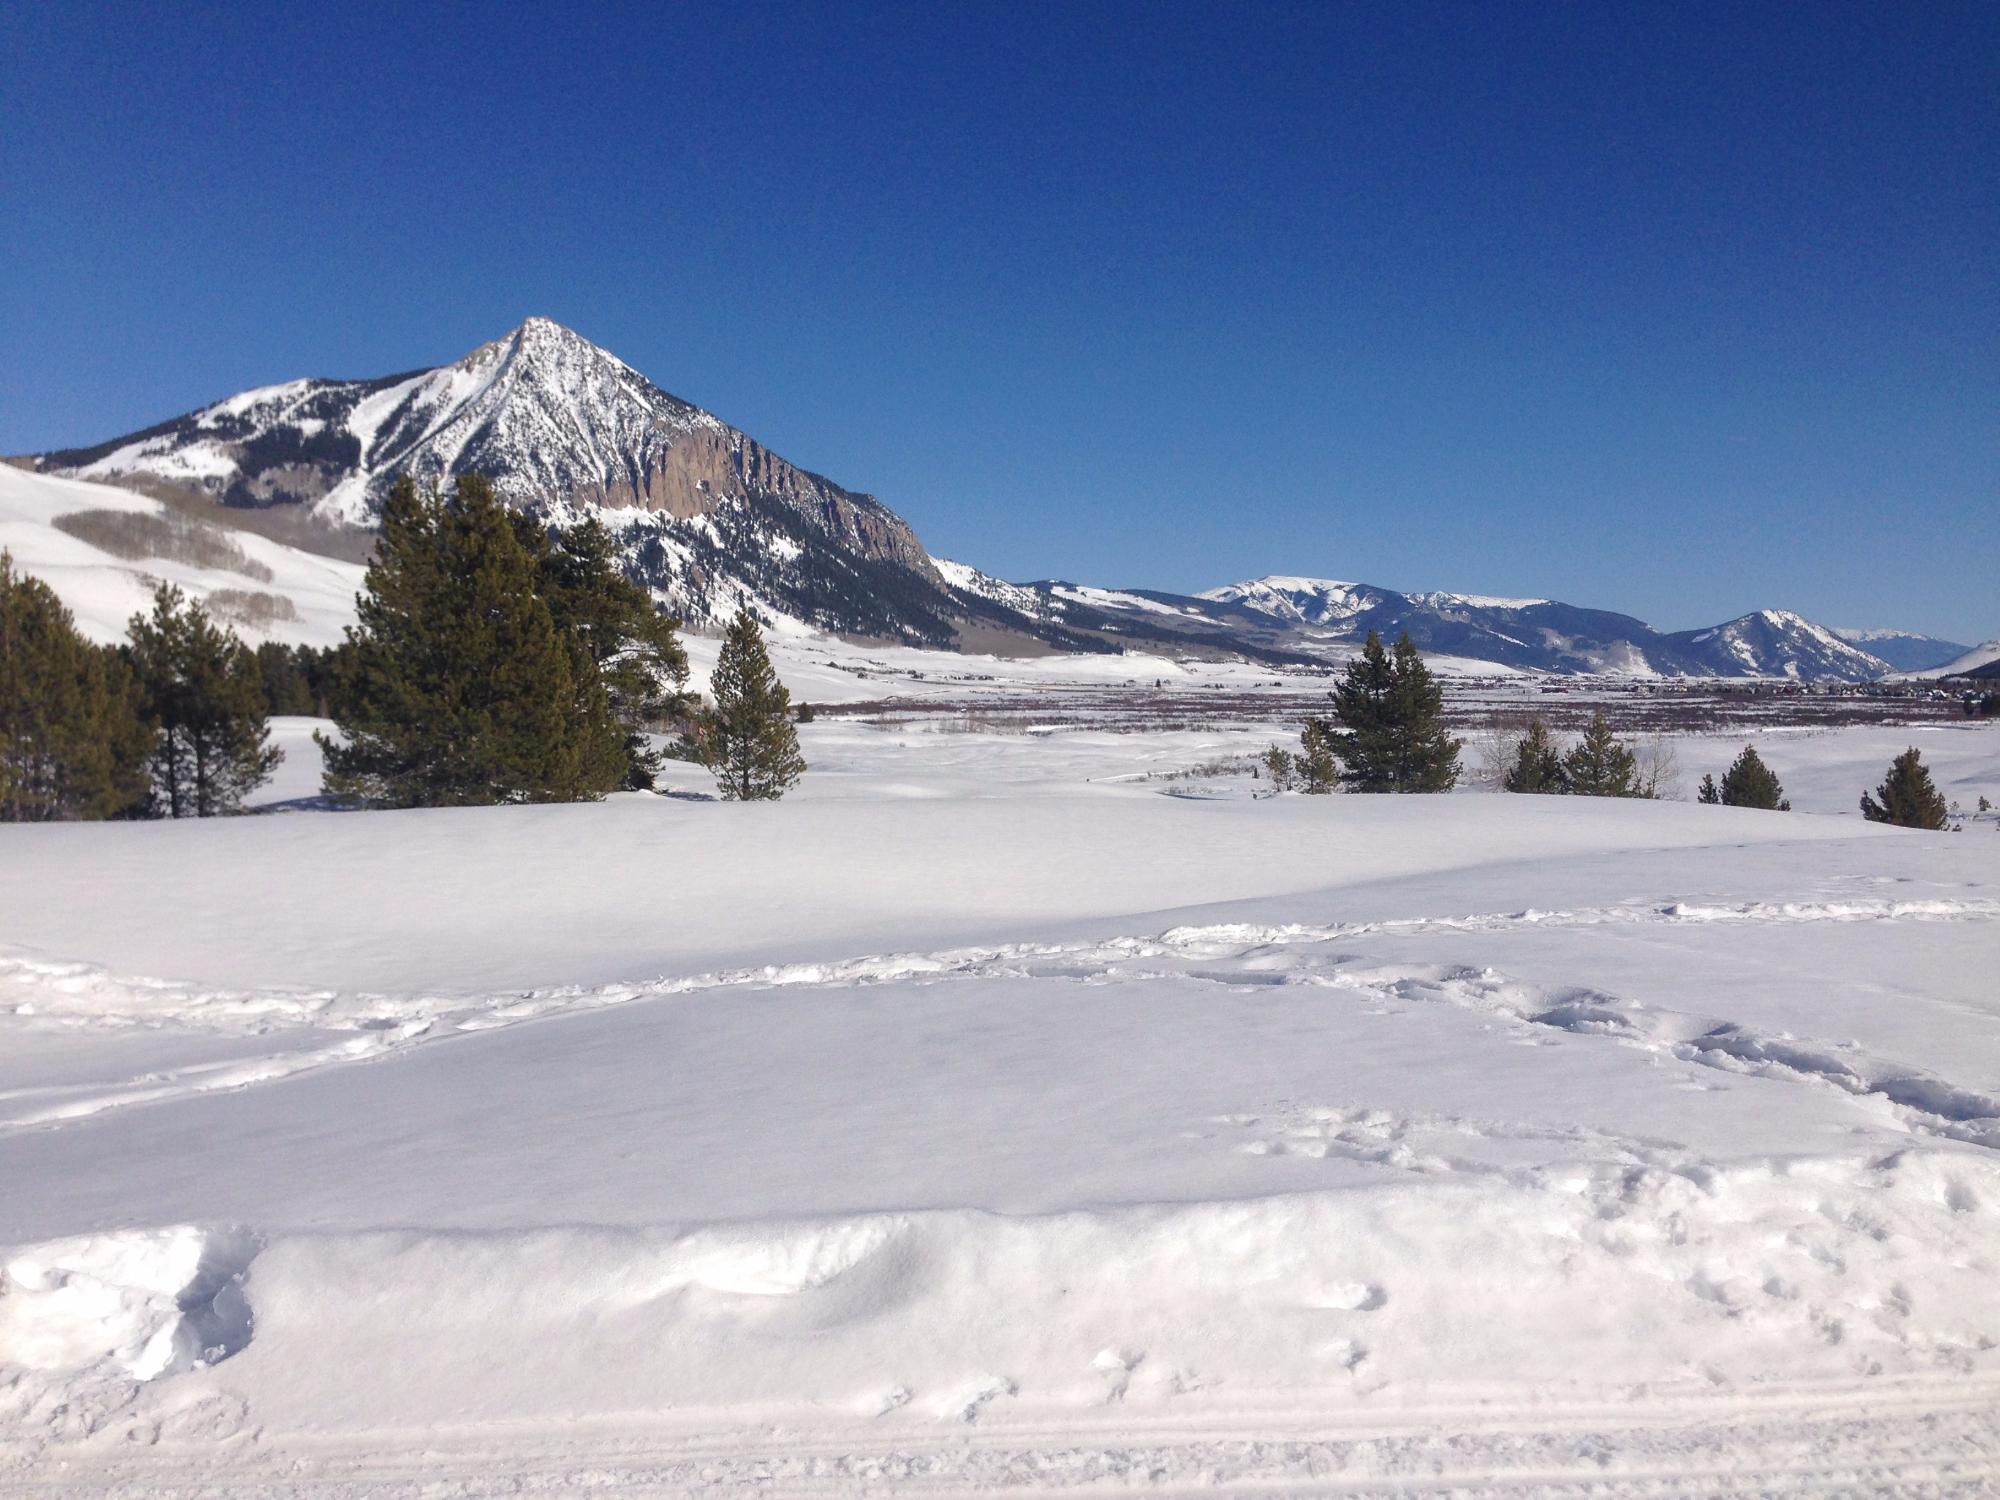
[
  {"xmin": 1697, "ymin": 773, "xmax": 1721, "ymax": 804},
  {"xmin": 1388, "ymin": 635, "xmax": 1460, "ymax": 791},
  {"xmin": 1321, "ymin": 632, "xmax": 1396, "ymax": 790},
  {"xmin": 255, "ymin": 641, "xmax": 336, "ymax": 717},
  {"xmin": 702, "ymin": 607, "xmax": 805, "ymax": 801},
  {"xmin": 0, "ymin": 551, "xmax": 152, "ymax": 820},
  {"xmin": 126, "ymin": 584, "xmax": 281, "ymax": 817},
  {"xmin": 1261, "ymin": 743, "xmax": 1298, "ymax": 792},
  {"xmin": 1562, "ymin": 711, "xmax": 1646, "ymax": 797},
  {"xmin": 319, "ymin": 474, "xmax": 620, "ymax": 806},
  {"xmin": 1298, "ymin": 718, "xmax": 1339, "ymax": 793},
  {"xmin": 1714, "ymin": 745, "xmax": 1789, "ymax": 811},
  {"xmin": 1322, "ymin": 631, "xmax": 1460, "ymax": 792},
  {"xmin": 1859, "ymin": 747, "xmax": 1949, "ymax": 830},
  {"xmin": 521, "ymin": 514, "xmax": 690, "ymax": 790},
  {"xmin": 1502, "ymin": 717, "xmax": 1568, "ymax": 794}
]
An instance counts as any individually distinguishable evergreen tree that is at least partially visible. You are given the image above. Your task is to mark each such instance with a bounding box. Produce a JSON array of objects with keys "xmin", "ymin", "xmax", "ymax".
[
  {"xmin": 319, "ymin": 474, "xmax": 619, "ymax": 806},
  {"xmin": 126, "ymin": 585, "xmax": 281, "ymax": 817},
  {"xmin": 1298, "ymin": 718, "xmax": 1340, "ymax": 793},
  {"xmin": 1261, "ymin": 743, "xmax": 1298, "ymax": 793},
  {"xmin": 255, "ymin": 641, "xmax": 337, "ymax": 717},
  {"xmin": 1321, "ymin": 630, "xmax": 1460, "ymax": 792},
  {"xmin": 1387, "ymin": 635, "xmax": 1460, "ymax": 791},
  {"xmin": 701, "ymin": 607, "xmax": 805, "ymax": 801},
  {"xmin": 1714, "ymin": 745, "xmax": 1790, "ymax": 811},
  {"xmin": 1320, "ymin": 632, "xmax": 1395, "ymax": 790},
  {"xmin": 1502, "ymin": 717, "xmax": 1568, "ymax": 794},
  {"xmin": 0, "ymin": 551, "xmax": 151, "ymax": 821},
  {"xmin": 1697, "ymin": 773, "xmax": 1721, "ymax": 804},
  {"xmin": 1562, "ymin": 711, "xmax": 1646, "ymax": 797},
  {"xmin": 518, "ymin": 514, "xmax": 690, "ymax": 790},
  {"xmin": 1859, "ymin": 747, "xmax": 1950, "ymax": 830}
]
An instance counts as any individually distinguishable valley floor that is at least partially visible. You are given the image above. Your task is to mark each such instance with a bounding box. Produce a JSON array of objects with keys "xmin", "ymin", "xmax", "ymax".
[{"xmin": 3, "ymin": 684, "xmax": 1998, "ymax": 1496}]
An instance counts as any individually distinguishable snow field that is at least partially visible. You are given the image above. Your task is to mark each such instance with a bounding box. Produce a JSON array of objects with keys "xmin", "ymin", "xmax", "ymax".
[
  {"xmin": 4, "ymin": 794, "xmax": 1998, "ymax": 1487},
  {"xmin": 2, "ymin": 585, "xmax": 1998, "ymax": 1490}
]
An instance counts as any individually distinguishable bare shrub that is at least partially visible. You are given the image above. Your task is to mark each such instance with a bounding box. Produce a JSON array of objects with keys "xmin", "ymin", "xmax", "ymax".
[
  {"xmin": 52, "ymin": 508, "xmax": 275, "ymax": 582},
  {"xmin": 1634, "ymin": 733, "xmax": 1683, "ymax": 800},
  {"xmin": 1469, "ymin": 715, "xmax": 1538, "ymax": 790},
  {"xmin": 206, "ymin": 589, "xmax": 299, "ymax": 629}
]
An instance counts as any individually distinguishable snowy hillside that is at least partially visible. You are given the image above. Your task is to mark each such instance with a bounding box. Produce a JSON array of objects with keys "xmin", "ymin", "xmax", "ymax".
[
  {"xmin": 0, "ymin": 463, "xmax": 363, "ymax": 647},
  {"xmin": 1902, "ymin": 639, "xmax": 2000, "ymax": 680},
  {"xmin": 1663, "ymin": 608, "xmax": 1892, "ymax": 682}
]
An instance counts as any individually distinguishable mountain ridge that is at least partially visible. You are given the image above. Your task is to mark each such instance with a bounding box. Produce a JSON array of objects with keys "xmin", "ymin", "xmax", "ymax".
[{"xmin": 21, "ymin": 318, "xmax": 1966, "ymax": 681}]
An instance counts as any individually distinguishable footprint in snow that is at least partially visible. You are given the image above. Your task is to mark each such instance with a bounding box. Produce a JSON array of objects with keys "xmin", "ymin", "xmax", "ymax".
[
  {"xmin": 872, "ymin": 1384, "xmax": 913, "ymax": 1417},
  {"xmin": 1093, "ymin": 1346, "xmax": 1144, "ymax": 1402},
  {"xmin": 1309, "ymin": 1282, "xmax": 1387, "ymax": 1312}
]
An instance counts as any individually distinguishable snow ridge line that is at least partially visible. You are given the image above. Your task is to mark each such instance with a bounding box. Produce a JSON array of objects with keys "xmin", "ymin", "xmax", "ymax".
[
  {"xmin": 3, "ymin": 895, "xmax": 1996, "ymax": 1136},
  {"xmin": 9, "ymin": 1152, "xmax": 2000, "ymax": 1466}
]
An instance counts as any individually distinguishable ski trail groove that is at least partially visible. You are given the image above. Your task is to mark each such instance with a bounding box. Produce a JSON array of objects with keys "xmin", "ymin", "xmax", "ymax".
[{"xmin": 3, "ymin": 895, "xmax": 1996, "ymax": 1137}]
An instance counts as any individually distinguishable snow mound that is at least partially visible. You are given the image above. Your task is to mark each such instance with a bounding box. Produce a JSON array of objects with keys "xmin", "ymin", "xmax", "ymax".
[
  {"xmin": 22, "ymin": 1153, "xmax": 2000, "ymax": 1440},
  {"xmin": 0, "ymin": 1226, "xmax": 257, "ymax": 1442},
  {"xmin": 1, "ymin": 1226, "xmax": 257, "ymax": 1381}
]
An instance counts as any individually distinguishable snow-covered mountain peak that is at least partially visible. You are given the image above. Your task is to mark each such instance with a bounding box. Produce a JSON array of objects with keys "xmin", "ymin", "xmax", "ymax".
[
  {"xmin": 1677, "ymin": 609, "xmax": 1890, "ymax": 680},
  {"xmin": 25, "ymin": 321, "xmax": 971, "ymax": 642},
  {"xmin": 1411, "ymin": 589, "xmax": 1553, "ymax": 613},
  {"xmin": 460, "ymin": 316, "xmax": 644, "ymax": 386},
  {"xmin": 1200, "ymin": 576, "xmax": 1377, "ymax": 626}
]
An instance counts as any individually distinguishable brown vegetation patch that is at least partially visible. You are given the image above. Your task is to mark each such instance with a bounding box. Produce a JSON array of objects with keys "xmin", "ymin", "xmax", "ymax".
[
  {"xmin": 206, "ymin": 588, "xmax": 300, "ymax": 628},
  {"xmin": 52, "ymin": 507, "xmax": 275, "ymax": 582}
]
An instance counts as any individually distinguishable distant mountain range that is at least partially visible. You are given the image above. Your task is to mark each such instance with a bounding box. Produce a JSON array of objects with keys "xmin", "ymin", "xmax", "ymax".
[
  {"xmin": 926, "ymin": 569, "xmax": 1965, "ymax": 682},
  {"xmin": 1829, "ymin": 627, "xmax": 1979, "ymax": 674},
  {"xmin": 17, "ymin": 318, "xmax": 1978, "ymax": 681}
]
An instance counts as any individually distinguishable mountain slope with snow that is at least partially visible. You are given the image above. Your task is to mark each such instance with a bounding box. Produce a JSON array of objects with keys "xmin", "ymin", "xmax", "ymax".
[
  {"xmin": 0, "ymin": 463, "xmax": 364, "ymax": 647},
  {"xmin": 1662, "ymin": 609, "xmax": 1893, "ymax": 682},
  {"xmin": 1900, "ymin": 639, "xmax": 2000, "ymax": 680},
  {"xmin": 26, "ymin": 319, "xmax": 1055, "ymax": 649}
]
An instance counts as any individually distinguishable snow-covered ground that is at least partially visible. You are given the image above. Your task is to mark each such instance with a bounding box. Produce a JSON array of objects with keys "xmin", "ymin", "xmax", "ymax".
[{"xmin": 4, "ymin": 687, "xmax": 1998, "ymax": 1496}]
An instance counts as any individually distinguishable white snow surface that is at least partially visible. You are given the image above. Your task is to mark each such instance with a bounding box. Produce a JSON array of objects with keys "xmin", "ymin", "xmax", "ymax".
[
  {"xmin": 3, "ymin": 697, "xmax": 1999, "ymax": 1492},
  {"xmin": 0, "ymin": 465, "xmax": 364, "ymax": 647}
]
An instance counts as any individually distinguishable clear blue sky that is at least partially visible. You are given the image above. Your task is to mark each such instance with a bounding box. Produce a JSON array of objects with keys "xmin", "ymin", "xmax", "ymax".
[{"xmin": 3, "ymin": 1, "xmax": 1994, "ymax": 640}]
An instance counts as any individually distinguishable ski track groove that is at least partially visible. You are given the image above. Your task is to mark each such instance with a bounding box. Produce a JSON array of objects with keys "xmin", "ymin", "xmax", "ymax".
[
  {"xmin": 6, "ymin": 1388, "xmax": 1998, "ymax": 1497},
  {"xmin": 3, "ymin": 896, "xmax": 1997, "ymax": 1141}
]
